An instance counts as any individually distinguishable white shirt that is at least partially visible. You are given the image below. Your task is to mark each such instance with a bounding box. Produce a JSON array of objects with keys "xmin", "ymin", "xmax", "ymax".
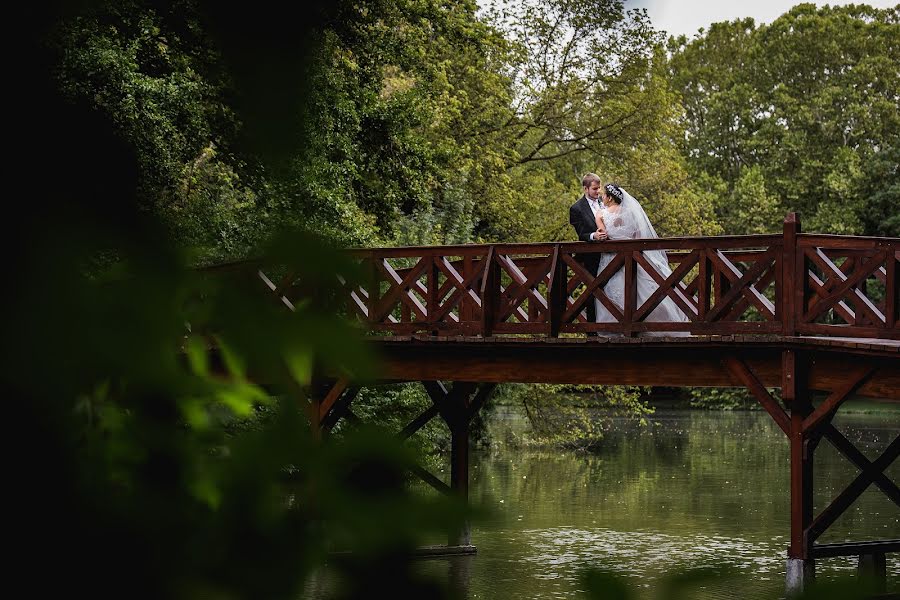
[{"xmin": 587, "ymin": 197, "xmax": 602, "ymax": 240}]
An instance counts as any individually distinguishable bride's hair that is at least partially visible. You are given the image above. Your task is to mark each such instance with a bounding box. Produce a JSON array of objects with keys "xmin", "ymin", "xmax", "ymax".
[{"xmin": 604, "ymin": 183, "xmax": 625, "ymax": 204}]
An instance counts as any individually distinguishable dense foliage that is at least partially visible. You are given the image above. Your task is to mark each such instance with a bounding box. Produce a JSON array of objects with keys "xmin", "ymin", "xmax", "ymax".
[{"xmin": 667, "ymin": 4, "xmax": 900, "ymax": 236}]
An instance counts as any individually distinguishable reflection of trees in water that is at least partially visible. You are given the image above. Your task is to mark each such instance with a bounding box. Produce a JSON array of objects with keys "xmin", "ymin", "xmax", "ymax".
[{"xmin": 478, "ymin": 409, "xmax": 898, "ymax": 542}]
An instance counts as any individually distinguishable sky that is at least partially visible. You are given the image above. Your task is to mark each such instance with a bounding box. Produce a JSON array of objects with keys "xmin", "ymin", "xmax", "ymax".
[{"xmin": 624, "ymin": 0, "xmax": 898, "ymax": 39}]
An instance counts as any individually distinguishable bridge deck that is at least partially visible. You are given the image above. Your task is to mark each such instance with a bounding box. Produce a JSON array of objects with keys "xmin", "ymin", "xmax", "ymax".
[{"xmin": 368, "ymin": 334, "xmax": 900, "ymax": 400}]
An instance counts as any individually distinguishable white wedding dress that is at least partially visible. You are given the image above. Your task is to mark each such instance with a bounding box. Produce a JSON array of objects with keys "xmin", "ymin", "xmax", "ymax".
[{"xmin": 594, "ymin": 187, "xmax": 690, "ymax": 336}]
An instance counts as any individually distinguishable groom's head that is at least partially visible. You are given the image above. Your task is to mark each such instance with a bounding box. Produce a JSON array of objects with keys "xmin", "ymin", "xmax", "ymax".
[{"xmin": 582, "ymin": 173, "xmax": 602, "ymax": 200}]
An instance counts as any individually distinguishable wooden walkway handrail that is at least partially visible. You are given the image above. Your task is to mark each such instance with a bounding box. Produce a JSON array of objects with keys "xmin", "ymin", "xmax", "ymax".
[{"xmin": 232, "ymin": 213, "xmax": 898, "ymax": 340}]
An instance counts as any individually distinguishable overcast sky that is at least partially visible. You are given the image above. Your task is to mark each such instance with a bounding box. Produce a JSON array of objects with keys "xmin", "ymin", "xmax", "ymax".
[{"xmin": 624, "ymin": 1, "xmax": 898, "ymax": 39}]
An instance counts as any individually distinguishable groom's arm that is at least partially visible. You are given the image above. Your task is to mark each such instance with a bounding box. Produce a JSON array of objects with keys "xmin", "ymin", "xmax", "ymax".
[{"xmin": 570, "ymin": 205, "xmax": 599, "ymax": 242}]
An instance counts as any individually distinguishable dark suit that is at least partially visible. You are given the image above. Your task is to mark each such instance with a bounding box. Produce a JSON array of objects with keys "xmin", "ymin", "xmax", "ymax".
[{"xmin": 569, "ymin": 195, "xmax": 602, "ymax": 323}]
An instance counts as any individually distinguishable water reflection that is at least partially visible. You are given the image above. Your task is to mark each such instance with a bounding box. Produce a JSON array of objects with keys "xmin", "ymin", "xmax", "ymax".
[
  {"xmin": 455, "ymin": 407, "xmax": 899, "ymax": 599},
  {"xmin": 308, "ymin": 408, "xmax": 898, "ymax": 599}
]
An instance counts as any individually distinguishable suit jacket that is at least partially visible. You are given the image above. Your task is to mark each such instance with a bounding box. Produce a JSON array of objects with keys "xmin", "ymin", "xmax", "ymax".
[{"xmin": 569, "ymin": 195, "xmax": 602, "ymax": 273}]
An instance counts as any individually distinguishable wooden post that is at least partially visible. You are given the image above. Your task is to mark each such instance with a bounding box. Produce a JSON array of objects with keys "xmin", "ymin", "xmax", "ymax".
[
  {"xmin": 623, "ymin": 250, "xmax": 637, "ymax": 337},
  {"xmin": 858, "ymin": 552, "xmax": 887, "ymax": 593},
  {"xmin": 549, "ymin": 245, "xmax": 565, "ymax": 338},
  {"xmin": 428, "ymin": 252, "xmax": 440, "ymax": 335},
  {"xmin": 481, "ymin": 246, "xmax": 498, "ymax": 338},
  {"xmin": 783, "ymin": 213, "xmax": 801, "ymax": 337},
  {"xmin": 449, "ymin": 411, "xmax": 471, "ymax": 547},
  {"xmin": 367, "ymin": 252, "xmax": 379, "ymax": 329},
  {"xmin": 884, "ymin": 244, "xmax": 897, "ymax": 337},
  {"xmin": 783, "ymin": 349, "xmax": 816, "ymax": 596},
  {"xmin": 698, "ymin": 250, "xmax": 712, "ymax": 321},
  {"xmin": 461, "ymin": 255, "xmax": 474, "ymax": 323}
]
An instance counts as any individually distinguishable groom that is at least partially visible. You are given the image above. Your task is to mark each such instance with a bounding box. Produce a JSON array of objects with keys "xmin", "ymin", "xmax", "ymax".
[{"xmin": 569, "ymin": 173, "xmax": 607, "ymax": 325}]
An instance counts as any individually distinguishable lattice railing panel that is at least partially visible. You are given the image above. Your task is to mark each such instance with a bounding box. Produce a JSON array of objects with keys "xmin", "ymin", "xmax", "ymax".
[
  {"xmin": 799, "ymin": 238, "xmax": 899, "ymax": 338},
  {"xmin": 296, "ymin": 227, "xmax": 900, "ymax": 338}
]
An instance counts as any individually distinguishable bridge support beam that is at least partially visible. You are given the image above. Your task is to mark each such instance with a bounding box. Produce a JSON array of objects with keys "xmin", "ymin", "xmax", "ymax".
[
  {"xmin": 725, "ymin": 350, "xmax": 898, "ymax": 595},
  {"xmin": 424, "ymin": 381, "xmax": 496, "ymax": 550},
  {"xmin": 449, "ymin": 412, "xmax": 471, "ymax": 546}
]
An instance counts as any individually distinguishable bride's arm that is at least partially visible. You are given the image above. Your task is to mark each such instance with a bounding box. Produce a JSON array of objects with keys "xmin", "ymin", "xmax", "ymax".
[{"xmin": 595, "ymin": 212, "xmax": 607, "ymax": 237}]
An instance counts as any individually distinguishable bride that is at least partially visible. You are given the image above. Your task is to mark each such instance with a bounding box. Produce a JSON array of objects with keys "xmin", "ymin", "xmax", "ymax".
[{"xmin": 594, "ymin": 183, "xmax": 690, "ymax": 336}]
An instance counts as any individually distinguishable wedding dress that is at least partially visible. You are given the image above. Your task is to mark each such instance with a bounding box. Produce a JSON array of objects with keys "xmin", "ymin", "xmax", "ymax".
[{"xmin": 594, "ymin": 186, "xmax": 690, "ymax": 336}]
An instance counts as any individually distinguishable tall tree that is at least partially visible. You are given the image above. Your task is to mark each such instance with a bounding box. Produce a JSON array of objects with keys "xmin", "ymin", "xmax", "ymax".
[{"xmin": 667, "ymin": 4, "xmax": 900, "ymax": 235}]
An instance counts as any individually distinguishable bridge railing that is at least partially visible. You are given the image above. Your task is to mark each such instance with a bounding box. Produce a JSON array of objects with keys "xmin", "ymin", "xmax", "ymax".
[
  {"xmin": 257, "ymin": 214, "xmax": 899, "ymax": 339},
  {"xmin": 797, "ymin": 233, "xmax": 899, "ymax": 338}
]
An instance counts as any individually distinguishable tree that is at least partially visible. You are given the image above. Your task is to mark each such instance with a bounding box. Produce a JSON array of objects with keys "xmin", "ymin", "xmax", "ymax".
[{"xmin": 667, "ymin": 4, "xmax": 900, "ymax": 235}]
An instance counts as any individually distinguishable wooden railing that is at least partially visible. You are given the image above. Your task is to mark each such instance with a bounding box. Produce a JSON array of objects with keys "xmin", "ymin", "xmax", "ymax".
[{"xmin": 261, "ymin": 214, "xmax": 900, "ymax": 340}]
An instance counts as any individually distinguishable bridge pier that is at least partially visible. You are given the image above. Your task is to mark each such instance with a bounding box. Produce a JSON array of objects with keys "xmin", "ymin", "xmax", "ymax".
[
  {"xmin": 725, "ymin": 349, "xmax": 898, "ymax": 596},
  {"xmin": 449, "ymin": 409, "xmax": 472, "ymax": 547},
  {"xmin": 424, "ymin": 381, "xmax": 495, "ymax": 550},
  {"xmin": 785, "ymin": 558, "xmax": 815, "ymax": 597},
  {"xmin": 858, "ymin": 552, "xmax": 887, "ymax": 593},
  {"xmin": 313, "ymin": 378, "xmax": 494, "ymax": 555}
]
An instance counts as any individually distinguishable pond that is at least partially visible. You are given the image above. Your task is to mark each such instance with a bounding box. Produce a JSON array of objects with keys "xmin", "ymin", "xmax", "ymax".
[{"xmin": 416, "ymin": 406, "xmax": 899, "ymax": 599}]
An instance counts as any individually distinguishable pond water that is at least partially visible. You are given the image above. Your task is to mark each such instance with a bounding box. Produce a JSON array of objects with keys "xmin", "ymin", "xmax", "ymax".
[{"xmin": 415, "ymin": 406, "xmax": 899, "ymax": 599}]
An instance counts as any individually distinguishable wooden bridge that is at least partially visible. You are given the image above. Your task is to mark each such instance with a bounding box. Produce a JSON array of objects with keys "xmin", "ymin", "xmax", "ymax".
[{"xmin": 249, "ymin": 214, "xmax": 898, "ymax": 594}]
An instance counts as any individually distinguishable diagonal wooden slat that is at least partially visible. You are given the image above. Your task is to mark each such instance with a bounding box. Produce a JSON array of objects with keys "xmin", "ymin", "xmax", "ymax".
[
  {"xmin": 321, "ymin": 386, "xmax": 360, "ymax": 432},
  {"xmin": 632, "ymin": 250, "xmax": 700, "ymax": 322},
  {"xmin": 398, "ymin": 404, "xmax": 441, "ymax": 441},
  {"xmin": 410, "ymin": 463, "xmax": 451, "ymax": 495},
  {"xmin": 807, "ymin": 435, "xmax": 900, "ymax": 543},
  {"xmin": 821, "ymin": 425, "xmax": 900, "ymax": 504},
  {"xmin": 497, "ymin": 254, "xmax": 552, "ymax": 321},
  {"xmin": 562, "ymin": 252, "xmax": 626, "ymax": 323},
  {"xmin": 258, "ymin": 269, "xmax": 298, "ymax": 312},
  {"xmin": 318, "ymin": 378, "xmax": 349, "ymax": 421},
  {"xmin": 716, "ymin": 249, "xmax": 777, "ymax": 318},
  {"xmin": 722, "ymin": 260, "xmax": 778, "ymax": 321},
  {"xmin": 706, "ymin": 249, "xmax": 777, "ymax": 322},
  {"xmin": 805, "ymin": 248, "xmax": 886, "ymax": 324},
  {"xmin": 723, "ymin": 356, "xmax": 790, "ymax": 435},
  {"xmin": 801, "ymin": 366, "xmax": 877, "ymax": 435},
  {"xmin": 806, "ymin": 250, "xmax": 882, "ymax": 324},
  {"xmin": 806, "ymin": 270, "xmax": 856, "ymax": 324},
  {"xmin": 432, "ymin": 256, "xmax": 485, "ymax": 322},
  {"xmin": 373, "ymin": 257, "xmax": 429, "ymax": 322},
  {"xmin": 337, "ymin": 273, "xmax": 370, "ymax": 319}
]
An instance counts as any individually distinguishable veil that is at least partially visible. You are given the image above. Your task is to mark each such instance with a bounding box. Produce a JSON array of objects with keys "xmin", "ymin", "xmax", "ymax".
[
  {"xmin": 606, "ymin": 186, "xmax": 672, "ymax": 278},
  {"xmin": 601, "ymin": 185, "xmax": 690, "ymax": 330}
]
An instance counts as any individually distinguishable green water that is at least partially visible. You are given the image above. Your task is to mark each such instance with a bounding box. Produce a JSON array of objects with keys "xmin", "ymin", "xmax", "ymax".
[{"xmin": 417, "ymin": 407, "xmax": 899, "ymax": 599}]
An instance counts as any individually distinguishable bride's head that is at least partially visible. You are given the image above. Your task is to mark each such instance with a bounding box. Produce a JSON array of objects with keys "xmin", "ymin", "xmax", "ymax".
[{"xmin": 603, "ymin": 183, "xmax": 625, "ymax": 205}]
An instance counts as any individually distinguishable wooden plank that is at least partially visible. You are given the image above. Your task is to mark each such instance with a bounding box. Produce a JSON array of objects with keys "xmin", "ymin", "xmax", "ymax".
[
  {"xmin": 885, "ymin": 250, "xmax": 898, "ymax": 335},
  {"xmin": 632, "ymin": 250, "xmax": 699, "ymax": 321},
  {"xmin": 624, "ymin": 251, "xmax": 637, "ymax": 336},
  {"xmin": 801, "ymin": 366, "xmax": 876, "ymax": 435},
  {"xmin": 480, "ymin": 247, "xmax": 498, "ymax": 337},
  {"xmin": 807, "ymin": 435, "xmax": 900, "ymax": 544},
  {"xmin": 321, "ymin": 386, "xmax": 360, "ymax": 432},
  {"xmin": 797, "ymin": 323, "xmax": 900, "ymax": 340},
  {"xmin": 549, "ymin": 245, "xmax": 564, "ymax": 337},
  {"xmin": 821, "ymin": 427, "xmax": 900, "ymax": 505},
  {"xmin": 318, "ymin": 378, "xmax": 349, "ymax": 422},
  {"xmin": 410, "ymin": 463, "xmax": 451, "ymax": 495},
  {"xmin": 397, "ymin": 404, "xmax": 441, "ymax": 440},
  {"xmin": 723, "ymin": 356, "xmax": 790, "ymax": 435},
  {"xmin": 810, "ymin": 540, "xmax": 900, "ymax": 559},
  {"xmin": 798, "ymin": 234, "xmax": 899, "ymax": 249}
]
